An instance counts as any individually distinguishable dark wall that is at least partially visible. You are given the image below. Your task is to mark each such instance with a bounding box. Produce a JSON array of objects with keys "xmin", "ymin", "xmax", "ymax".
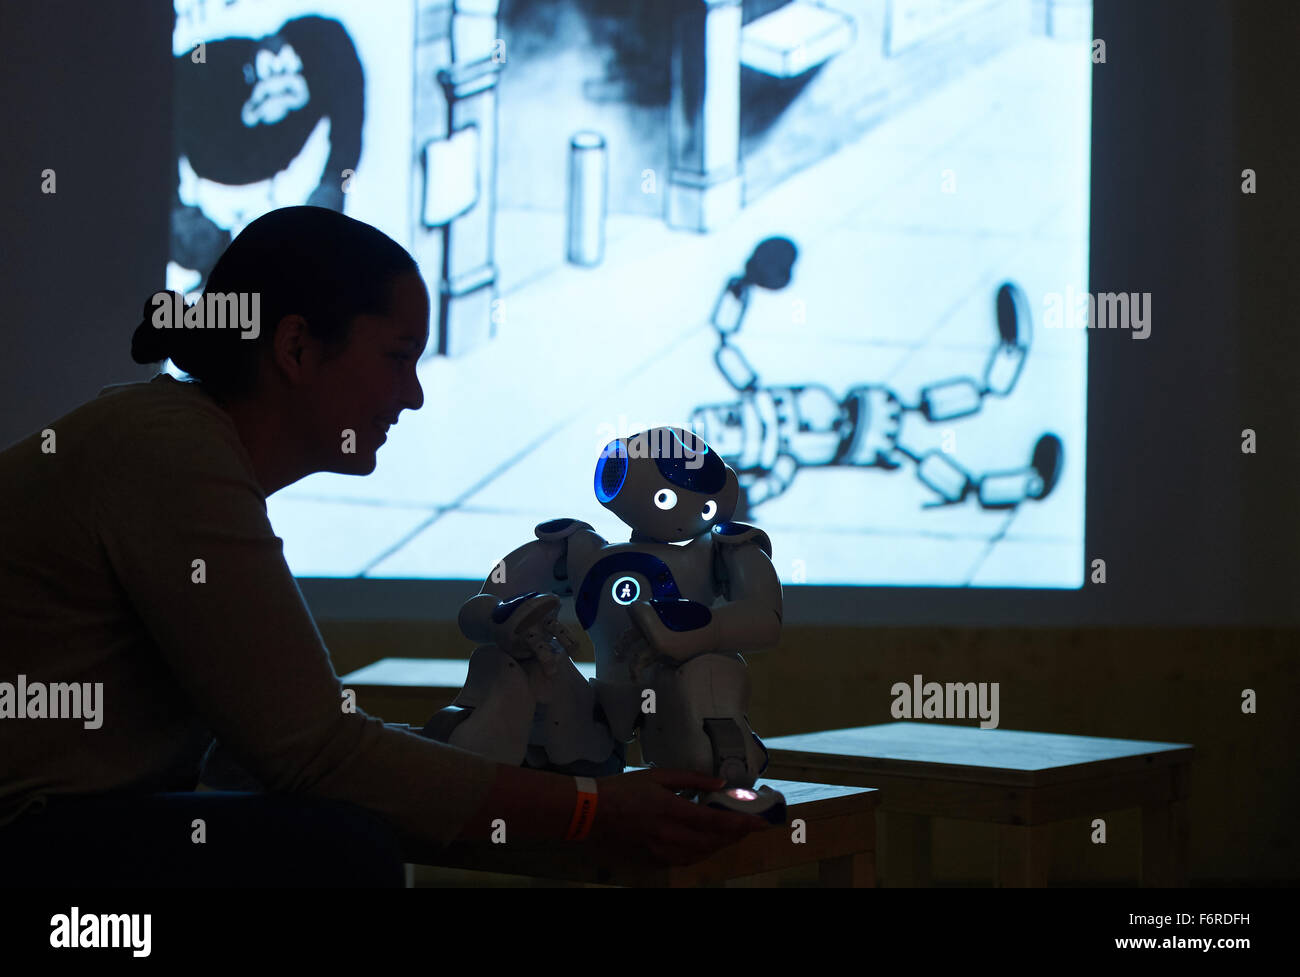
[
  {"xmin": 1233, "ymin": 1, "xmax": 1299, "ymax": 624},
  {"xmin": 1084, "ymin": 0, "xmax": 1297, "ymax": 627},
  {"xmin": 0, "ymin": 1, "xmax": 172, "ymax": 432},
  {"xmin": 0, "ymin": 0, "xmax": 1296, "ymax": 625}
]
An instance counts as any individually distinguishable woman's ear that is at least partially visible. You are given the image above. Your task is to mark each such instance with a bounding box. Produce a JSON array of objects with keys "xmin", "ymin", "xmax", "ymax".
[{"xmin": 271, "ymin": 313, "xmax": 311, "ymax": 378}]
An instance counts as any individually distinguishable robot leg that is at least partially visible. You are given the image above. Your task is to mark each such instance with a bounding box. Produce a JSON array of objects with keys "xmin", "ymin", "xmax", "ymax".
[
  {"xmin": 422, "ymin": 644, "xmax": 535, "ymax": 765},
  {"xmin": 639, "ymin": 653, "xmax": 767, "ymax": 785},
  {"xmin": 590, "ymin": 677, "xmax": 645, "ymax": 743},
  {"xmin": 918, "ymin": 379, "xmax": 984, "ymax": 423},
  {"xmin": 912, "ymin": 434, "xmax": 1063, "ymax": 509},
  {"xmin": 530, "ymin": 655, "xmax": 619, "ymax": 771},
  {"xmin": 917, "ymin": 281, "xmax": 1033, "ymax": 419},
  {"xmin": 975, "ymin": 434, "xmax": 1064, "ymax": 508},
  {"xmin": 641, "ymin": 656, "xmax": 786, "ymax": 822},
  {"xmin": 984, "ymin": 281, "xmax": 1032, "ymax": 396},
  {"xmin": 914, "ymin": 450, "xmax": 974, "ymax": 505}
]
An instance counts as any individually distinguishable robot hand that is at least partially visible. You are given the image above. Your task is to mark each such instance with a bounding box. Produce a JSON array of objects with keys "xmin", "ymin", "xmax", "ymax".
[
  {"xmin": 626, "ymin": 599, "xmax": 716, "ymax": 666},
  {"xmin": 613, "ymin": 622, "xmax": 657, "ymax": 683},
  {"xmin": 489, "ymin": 593, "xmax": 580, "ymax": 677}
]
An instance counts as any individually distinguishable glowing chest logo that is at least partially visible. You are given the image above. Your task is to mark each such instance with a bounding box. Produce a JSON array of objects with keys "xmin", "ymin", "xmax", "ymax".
[{"xmin": 610, "ymin": 576, "xmax": 641, "ymax": 605}]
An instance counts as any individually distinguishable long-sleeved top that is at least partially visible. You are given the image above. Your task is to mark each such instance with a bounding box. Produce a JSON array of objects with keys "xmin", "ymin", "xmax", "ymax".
[{"xmin": 0, "ymin": 374, "xmax": 499, "ymax": 845}]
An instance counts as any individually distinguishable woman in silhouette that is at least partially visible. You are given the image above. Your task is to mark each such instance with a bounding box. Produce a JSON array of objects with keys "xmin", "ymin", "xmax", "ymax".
[{"xmin": 0, "ymin": 206, "xmax": 762, "ymax": 886}]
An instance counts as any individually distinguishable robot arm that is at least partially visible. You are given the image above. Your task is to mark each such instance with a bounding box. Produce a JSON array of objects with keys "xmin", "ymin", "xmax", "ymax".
[
  {"xmin": 626, "ymin": 524, "xmax": 783, "ymax": 663},
  {"xmin": 706, "ymin": 526, "xmax": 783, "ymax": 650},
  {"xmin": 457, "ymin": 538, "xmax": 562, "ymax": 643},
  {"xmin": 458, "ymin": 519, "xmax": 603, "ymax": 656}
]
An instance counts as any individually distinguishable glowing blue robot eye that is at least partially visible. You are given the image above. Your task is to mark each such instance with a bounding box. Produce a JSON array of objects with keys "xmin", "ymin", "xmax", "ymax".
[
  {"xmin": 701, "ymin": 500, "xmax": 717, "ymax": 520},
  {"xmin": 594, "ymin": 442, "xmax": 628, "ymax": 503},
  {"xmin": 654, "ymin": 489, "xmax": 677, "ymax": 510}
]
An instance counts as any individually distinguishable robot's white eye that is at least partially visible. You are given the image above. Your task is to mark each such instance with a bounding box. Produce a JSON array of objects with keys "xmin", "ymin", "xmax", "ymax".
[
  {"xmin": 654, "ymin": 489, "xmax": 678, "ymax": 510},
  {"xmin": 701, "ymin": 500, "xmax": 717, "ymax": 520}
]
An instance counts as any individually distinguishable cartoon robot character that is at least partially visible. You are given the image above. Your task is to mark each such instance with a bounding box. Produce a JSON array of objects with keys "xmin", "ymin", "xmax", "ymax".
[
  {"xmin": 171, "ymin": 15, "xmax": 364, "ymax": 293},
  {"xmin": 691, "ymin": 237, "xmax": 1064, "ymax": 520},
  {"xmin": 423, "ymin": 427, "xmax": 786, "ymax": 820}
]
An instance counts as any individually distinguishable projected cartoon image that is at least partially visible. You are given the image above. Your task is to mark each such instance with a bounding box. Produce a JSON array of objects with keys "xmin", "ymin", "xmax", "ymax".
[
  {"xmin": 170, "ymin": 0, "xmax": 1093, "ymax": 588},
  {"xmin": 692, "ymin": 236, "xmax": 1064, "ymax": 519},
  {"xmin": 171, "ymin": 14, "xmax": 364, "ymax": 293}
]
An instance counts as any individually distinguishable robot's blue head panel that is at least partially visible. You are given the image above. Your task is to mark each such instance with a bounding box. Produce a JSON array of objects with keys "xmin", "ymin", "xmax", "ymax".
[
  {"xmin": 654, "ymin": 429, "xmax": 725, "ymax": 494},
  {"xmin": 594, "ymin": 440, "xmax": 628, "ymax": 503},
  {"xmin": 593, "ymin": 427, "xmax": 738, "ymax": 541}
]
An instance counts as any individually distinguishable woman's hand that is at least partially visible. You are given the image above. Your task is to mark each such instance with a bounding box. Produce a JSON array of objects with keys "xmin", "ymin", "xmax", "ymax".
[{"xmin": 587, "ymin": 767, "xmax": 769, "ymax": 866}]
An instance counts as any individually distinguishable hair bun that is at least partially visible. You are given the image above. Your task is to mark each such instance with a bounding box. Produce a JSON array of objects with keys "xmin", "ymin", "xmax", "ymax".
[{"xmin": 129, "ymin": 291, "xmax": 183, "ymax": 364}]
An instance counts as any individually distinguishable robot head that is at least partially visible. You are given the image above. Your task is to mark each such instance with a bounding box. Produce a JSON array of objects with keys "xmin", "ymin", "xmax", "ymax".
[{"xmin": 594, "ymin": 427, "xmax": 739, "ymax": 543}]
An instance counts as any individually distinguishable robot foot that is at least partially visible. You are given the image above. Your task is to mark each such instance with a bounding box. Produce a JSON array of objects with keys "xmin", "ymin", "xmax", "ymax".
[
  {"xmin": 1028, "ymin": 433, "xmax": 1064, "ymax": 500},
  {"xmin": 704, "ymin": 718, "xmax": 764, "ymax": 788},
  {"xmin": 974, "ymin": 433, "xmax": 1065, "ymax": 508},
  {"xmin": 996, "ymin": 281, "xmax": 1029, "ymax": 345},
  {"xmin": 528, "ymin": 740, "xmax": 627, "ymax": 777}
]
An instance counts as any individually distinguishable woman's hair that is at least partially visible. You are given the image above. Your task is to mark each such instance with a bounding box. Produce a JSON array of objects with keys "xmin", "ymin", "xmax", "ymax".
[{"xmin": 131, "ymin": 206, "xmax": 418, "ymax": 397}]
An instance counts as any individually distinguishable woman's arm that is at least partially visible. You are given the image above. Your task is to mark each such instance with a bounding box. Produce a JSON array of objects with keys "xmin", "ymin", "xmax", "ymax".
[
  {"xmin": 89, "ymin": 393, "xmax": 500, "ymax": 845},
  {"xmin": 453, "ymin": 764, "xmax": 574, "ymax": 842}
]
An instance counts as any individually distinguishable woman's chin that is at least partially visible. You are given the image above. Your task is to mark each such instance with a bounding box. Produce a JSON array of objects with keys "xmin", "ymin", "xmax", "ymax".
[{"xmin": 325, "ymin": 451, "xmax": 379, "ymax": 476}]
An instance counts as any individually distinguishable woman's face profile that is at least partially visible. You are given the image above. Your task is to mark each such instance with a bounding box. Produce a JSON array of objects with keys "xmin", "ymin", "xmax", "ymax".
[{"xmin": 297, "ymin": 270, "xmax": 430, "ymax": 476}]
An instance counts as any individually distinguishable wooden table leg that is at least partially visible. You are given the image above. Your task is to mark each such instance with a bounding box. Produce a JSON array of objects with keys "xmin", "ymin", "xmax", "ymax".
[
  {"xmin": 997, "ymin": 823, "xmax": 1051, "ymax": 887},
  {"xmin": 819, "ymin": 851, "xmax": 874, "ymax": 888},
  {"xmin": 884, "ymin": 812, "xmax": 932, "ymax": 887},
  {"xmin": 1141, "ymin": 798, "xmax": 1189, "ymax": 887}
]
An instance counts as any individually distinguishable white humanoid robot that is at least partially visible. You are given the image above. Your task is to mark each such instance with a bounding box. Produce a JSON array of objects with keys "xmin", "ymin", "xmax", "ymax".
[{"xmin": 422, "ymin": 426, "xmax": 786, "ymax": 820}]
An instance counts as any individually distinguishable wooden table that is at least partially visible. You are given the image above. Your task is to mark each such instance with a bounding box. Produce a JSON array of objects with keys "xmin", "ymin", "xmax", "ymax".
[
  {"xmin": 762, "ymin": 723, "xmax": 1192, "ymax": 888},
  {"xmin": 339, "ymin": 657, "xmax": 599, "ymax": 726},
  {"xmin": 404, "ymin": 777, "xmax": 879, "ymax": 887}
]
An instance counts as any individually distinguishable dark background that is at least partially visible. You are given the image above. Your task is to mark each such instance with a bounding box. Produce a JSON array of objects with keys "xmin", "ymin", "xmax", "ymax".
[{"xmin": 0, "ymin": 0, "xmax": 1296, "ymax": 628}]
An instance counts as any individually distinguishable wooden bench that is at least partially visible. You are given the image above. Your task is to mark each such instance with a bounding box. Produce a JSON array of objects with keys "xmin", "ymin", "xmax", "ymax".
[
  {"xmin": 762, "ymin": 722, "xmax": 1193, "ymax": 887},
  {"xmin": 403, "ymin": 777, "xmax": 879, "ymax": 888},
  {"xmin": 339, "ymin": 657, "xmax": 599, "ymax": 726}
]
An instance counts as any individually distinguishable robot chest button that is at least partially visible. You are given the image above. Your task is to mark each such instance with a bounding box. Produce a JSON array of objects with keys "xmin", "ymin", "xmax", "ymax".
[{"xmin": 610, "ymin": 576, "xmax": 642, "ymax": 605}]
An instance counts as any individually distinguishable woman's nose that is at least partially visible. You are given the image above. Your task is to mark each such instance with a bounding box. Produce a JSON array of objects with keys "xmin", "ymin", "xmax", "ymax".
[{"xmin": 402, "ymin": 372, "xmax": 424, "ymax": 412}]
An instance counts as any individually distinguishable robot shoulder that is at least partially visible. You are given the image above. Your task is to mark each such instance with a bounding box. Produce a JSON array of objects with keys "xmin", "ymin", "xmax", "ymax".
[
  {"xmin": 534, "ymin": 517, "xmax": 596, "ymax": 542},
  {"xmin": 534, "ymin": 518, "xmax": 606, "ymax": 587},
  {"xmin": 710, "ymin": 521, "xmax": 772, "ymax": 559}
]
